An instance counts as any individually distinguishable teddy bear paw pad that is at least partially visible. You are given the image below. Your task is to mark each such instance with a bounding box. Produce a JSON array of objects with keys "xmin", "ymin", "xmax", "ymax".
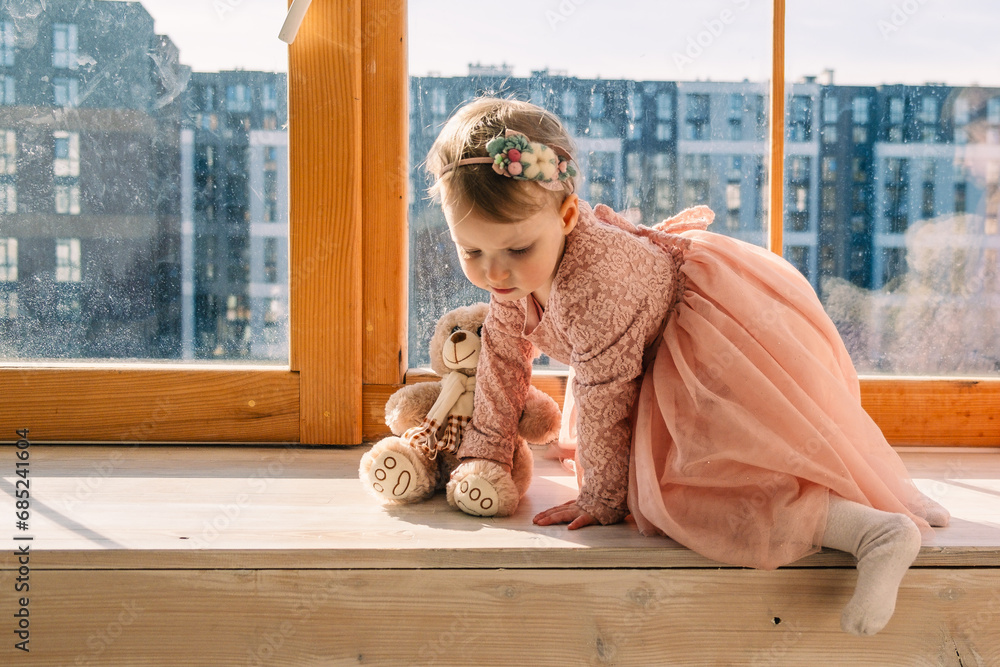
[
  {"xmin": 368, "ymin": 451, "xmax": 417, "ymax": 500},
  {"xmin": 453, "ymin": 475, "xmax": 500, "ymax": 517}
]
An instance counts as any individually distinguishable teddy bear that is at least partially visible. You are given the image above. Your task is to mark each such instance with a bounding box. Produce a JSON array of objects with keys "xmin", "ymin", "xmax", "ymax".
[{"xmin": 359, "ymin": 302, "xmax": 562, "ymax": 517}]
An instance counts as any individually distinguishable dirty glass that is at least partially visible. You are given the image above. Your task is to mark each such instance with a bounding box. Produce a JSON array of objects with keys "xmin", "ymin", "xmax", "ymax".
[
  {"xmin": 786, "ymin": 1, "xmax": 1000, "ymax": 375},
  {"xmin": 0, "ymin": 0, "xmax": 288, "ymax": 361},
  {"xmin": 408, "ymin": 0, "xmax": 771, "ymax": 367}
]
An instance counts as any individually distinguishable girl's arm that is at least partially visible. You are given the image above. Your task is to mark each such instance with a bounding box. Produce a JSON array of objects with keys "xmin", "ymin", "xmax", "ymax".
[{"xmin": 456, "ymin": 299, "xmax": 535, "ymax": 467}]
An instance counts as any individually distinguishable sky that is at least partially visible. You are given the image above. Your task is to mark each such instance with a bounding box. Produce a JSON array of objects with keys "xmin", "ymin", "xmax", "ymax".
[{"xmin": 135, "ymin": 0, "xmax": 999, "ymax": 88}]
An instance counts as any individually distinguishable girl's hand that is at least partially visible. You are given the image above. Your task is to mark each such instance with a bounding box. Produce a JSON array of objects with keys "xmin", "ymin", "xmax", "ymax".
[{"xmin": 532, "ymin": 500, "xmax": 597, "ymax": 530}]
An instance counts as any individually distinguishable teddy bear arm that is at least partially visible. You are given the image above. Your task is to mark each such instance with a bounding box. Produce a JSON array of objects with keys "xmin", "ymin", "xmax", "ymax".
[
  {"xmin": 518, "ymin": 385, "xmax": 562, "ymax": 444},
  {"xmin": 384, "ymin": 382, "xmax": 443, "ymax": 435}
]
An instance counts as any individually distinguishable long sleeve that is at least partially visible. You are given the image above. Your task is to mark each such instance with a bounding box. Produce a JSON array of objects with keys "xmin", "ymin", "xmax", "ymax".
[
  {"xmin": 456, "ymin": 297, "xmax": 535, "ymax": 466},
  {"xmin": 570, "ymin": 321, "xmax": 648, "ymax": 524}
]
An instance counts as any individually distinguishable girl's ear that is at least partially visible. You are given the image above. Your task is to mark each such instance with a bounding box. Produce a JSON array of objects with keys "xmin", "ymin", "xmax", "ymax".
[{"xmin": 559, "ymin": 194, "xmax": 580, "ymax": 236}]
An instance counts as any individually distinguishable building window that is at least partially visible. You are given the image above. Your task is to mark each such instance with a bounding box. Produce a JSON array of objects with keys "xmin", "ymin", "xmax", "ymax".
[
  {"xmin": 263, "ymin": 147, "xmax": 279, "ymax": 223},
  {"xmin": 823, "ymin": 96, "xmax": 838, "ymax": 123},
  {"xmin": 55, "ymin": 239, "xmax": 82, "ymax": 283},
  {"xmin": 987, "ymin": 97, "xmax": 1000, "ymax": 125},
  {"xmin": 625, "ymin": 91, "xmax": 642, "ymax": 140},
  {"xmin": 886, "ymin": 158, "xmax": 908, "ymax": 233},
  {"xmin": 53, "ymin": 131, "xmax": 80, "ymax": 176},
  {"xmin": 822, "ymin": 185, "xmax": 836, "ymax": 212},
  {"xmin": 685, "ymin": 94, "xmax": 709, "ymax": 140},
  {"xmin": 656, "ymin": 92, "xmax": 673, "ymax": 120},
  {"xmin": 919, "ymin": 96, "xmax": 938, "ymax": 124},
  {"xmin": 788, "ymin": 95, "xmax": 812, "ymax": 141},
  {"xmin": 922, "ymin": 181, "xmax": 935, "ymax": 219},
  {"xmin": 54, "ymin": 183, "xmax": 80, "ymax": 215},
  {"xmin": 430, "ymin": 88, "xmax": 447, "ymax": 116},
  {"xmin": 0, "ymin": 236, "xmax": 16, "ymax": 320},
  {"xmin": 652, "ymin": 153, "xmax": 675, "ymax": 216},
  {"xmin": 822, "ymin": 157, "xmax": 837, "ymax": 182},
  {"xmin": 0, "ymin": 183, "xmax": 14, "ymax": 213},
  {"xmin": 889, "ymin": 97, "xmax": 904, "ymax": 124},
  {"xmin": 852, "ymin": 96, "xmax": 869, "ymax": 124},
  {"xmin": 562, "ymin": 90, "xmax": 577, "ymax": 117},
  {"xmin": 0, "ymin": 130, "xmax": 14, "ymax": 175},
  {"xmin": 954, "ymin": 98, "xmax": 969, "ymax": 125},
  {"xmin": 793, "ymin": 185, "xmax": 808, "ymax": 216},
  {"xmin": 0, "ymin": 21, "xmax": 14, "ymax": 66},
  {"xmin": 788, "ymin": 156, "xmax": 809, "ymax": 182},
  {"xmin": 787, "ymin": 245, "xmax": 809, "ymax": 280},
  {"xmin": 226, "ymin": 84, "xmax": 252, "ymax": 113},
  {"xmin": 264, "ymin": 238, "xmax": 279, "ymax": 283},
  {"xmin": 262, "ymin": 83, "xmax": 278, "ymax": 111},
  {"xmin": 852, "ymin": 125, "xmax": 868, "ymax": 143},
  {"xmin": 728, "ymin": 156, "xmax": 742, "ymax": 181},
  {"xmin": 0, "ymin": 75, "xmax": 13, "ymax": 105},
  {"xmin": 852, "ymin": 157, "xmax": 867, "ymax": 182},
  {"xmin": 0, "ymin": 238, "xmax": 16, "ymax": 281},
  {"xmin": 52, "ymin": 23, "xmax": 79, "ymax": 70},
  {"xmin": 822, "ymin": 124, "xmax": 837, "ymax": 143},
  {"xmin": 53, "ymin": 77, "xmax": 80, "ymax": 107},
  {"xmin": 264, "ymin": 297, "xmax": 283, "ymax": 326},
  {"xmin": 955, "ymin": 181, "xmax": 967, "ymax": 214},
  {"xmin": 590, "ymin": 93, "xmax": 604, "ymax": 119},
  {"xmin": 725, "ymin": 182, "xmax": 741, "ymax": 230},
  {"xmin": 728, "ymin": 94, "xmax": 743, "ymax": 121}
]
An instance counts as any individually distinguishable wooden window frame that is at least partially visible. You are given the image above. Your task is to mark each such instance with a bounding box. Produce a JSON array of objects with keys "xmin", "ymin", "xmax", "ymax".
[{"xmin": 2, "ymin": 0, "xmax": 997, "ymax": 447}]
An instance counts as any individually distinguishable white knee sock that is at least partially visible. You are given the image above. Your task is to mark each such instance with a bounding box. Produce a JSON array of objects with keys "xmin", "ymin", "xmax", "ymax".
[
  {"xmin": 821, "ymin": 494, "xmax": 922, "ymax": 636},
  {"xmin": 912, "ymin": 491, "xmax": 950, "ymax": 527}
]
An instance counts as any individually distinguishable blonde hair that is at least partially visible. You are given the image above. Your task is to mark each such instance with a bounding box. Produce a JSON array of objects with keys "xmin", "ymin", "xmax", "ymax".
[{"xmin": 425, "ymin": 97, "xmax": 578, "ymax": 223}]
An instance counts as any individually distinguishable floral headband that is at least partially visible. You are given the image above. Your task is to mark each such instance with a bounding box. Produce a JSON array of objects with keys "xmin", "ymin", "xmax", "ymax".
[{"xmin": 440, "ymin": 129, "xmax": 578, "ymax": 193}]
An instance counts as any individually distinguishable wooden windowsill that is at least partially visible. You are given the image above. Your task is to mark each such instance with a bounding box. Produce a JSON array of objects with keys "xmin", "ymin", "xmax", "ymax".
[{"xmin": 5, "ymin": 444, "xmax": 998, "ymax": 570}]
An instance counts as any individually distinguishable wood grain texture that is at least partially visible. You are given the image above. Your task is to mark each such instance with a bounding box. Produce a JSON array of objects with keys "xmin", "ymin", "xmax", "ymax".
[
  {"xmin": 861, "ymin": 378, "xmax": 1000, "ymax": 446},
  {"xmin": 0, "ymin": 368, "xmax": 298, "ymax": 443},
  {"xmin": 361, "ymin": 0, "xmax": 409, "ymax": 385},
  {"xmin": 363, "ymin": 371, "xmax": 999, "ymax": 446},
  {"xmin": 769, "ymin": 0, "xmax": 785, "ymax": 254},
  {"xmin": 288, "ymin": 0, "xmax": 363, "ymax": 444},
  {"xmin": 3, "ymin": 445, "xmax": 997, "ymax": 571},
  {"xmin": 8, "ymin": 569, "xmax": 1000, "ymax": 665}
]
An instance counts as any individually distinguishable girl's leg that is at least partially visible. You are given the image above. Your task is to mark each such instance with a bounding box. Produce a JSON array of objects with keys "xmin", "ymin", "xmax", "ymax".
[{"xmin": 821, "ymin": 494, "xmax": 922, "ymax": 636}]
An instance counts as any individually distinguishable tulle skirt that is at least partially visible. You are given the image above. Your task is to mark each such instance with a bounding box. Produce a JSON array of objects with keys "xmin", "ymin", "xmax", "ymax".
[{"xmin": 565, "ymin": 230, "xmax": 932, "ymax": 569}]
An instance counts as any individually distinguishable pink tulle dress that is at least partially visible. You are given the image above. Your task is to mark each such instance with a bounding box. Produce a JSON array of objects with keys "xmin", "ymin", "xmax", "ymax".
[{"xmin": 568, "ymin": 205, "xmax": 931, "ymax": 569}]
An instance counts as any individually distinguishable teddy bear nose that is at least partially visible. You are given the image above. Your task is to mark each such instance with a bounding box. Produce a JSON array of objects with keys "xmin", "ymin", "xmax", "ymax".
[{"xmin": 451, "ymin": 332, "xmax": 466, "ymax": 344}]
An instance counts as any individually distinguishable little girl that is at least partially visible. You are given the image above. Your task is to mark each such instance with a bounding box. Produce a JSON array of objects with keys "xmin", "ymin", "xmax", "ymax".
[{"xmin": 425, "ymin": 97, "xmax": 949, "ymax": 636}]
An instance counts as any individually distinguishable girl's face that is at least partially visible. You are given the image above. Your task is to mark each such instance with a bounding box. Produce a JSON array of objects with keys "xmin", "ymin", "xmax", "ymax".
[{"xmin": 444, "ymin": 193, "xmax": 579, "ymax": 308}]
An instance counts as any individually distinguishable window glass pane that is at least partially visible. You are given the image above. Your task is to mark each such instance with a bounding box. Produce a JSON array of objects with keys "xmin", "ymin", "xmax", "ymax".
[
  {"xmin": 786, "ymin": 1, "xmax": 1000, "ymax": 375},
  {"xmin": 408, "ymin": 0, "xmax": 771, "ymax": 367},
  {"xmin": 0, "ymin": 0, "xmax": 288, "ymax": 361}
]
